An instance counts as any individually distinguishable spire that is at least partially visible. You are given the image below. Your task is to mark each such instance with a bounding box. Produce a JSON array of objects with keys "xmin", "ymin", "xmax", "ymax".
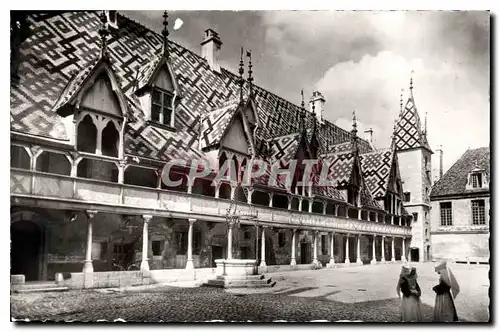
[
  {"xmin": 238, "ymin": 47, "xmax": 245, "ymax": 103},
  {"xmin": 162, "ymin": 11, "xmax": 170, "ymax": 58},
  {"xmin": 311, "ymin": 93, "xmax": 317, "ymax": 134},
  {"xmin": 424, "ymin": 111, "xmax": 428, "ymax": 135},
  {"xmin": 98, "ymin": 11, "xmax": 110, "ymax": 58},
  {"xmin": 246, "ymin": 50, "xmax": 253, "ymax": 97}
]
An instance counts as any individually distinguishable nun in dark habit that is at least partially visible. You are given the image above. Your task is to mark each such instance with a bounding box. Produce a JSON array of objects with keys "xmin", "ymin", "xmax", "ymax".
[
  {"xmin": 433, "ymin": 260, "xmax": 460, "ymax": 322},
  {"xmin": 396, "ymin": 264, "xmax": 423, "ymax": 322}
]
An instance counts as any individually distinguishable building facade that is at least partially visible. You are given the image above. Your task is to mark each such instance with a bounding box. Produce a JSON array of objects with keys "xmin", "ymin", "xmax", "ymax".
[
  {"xmin": 10, "ymin": 11, "xmax": 414, "ymax": 288},
  {"xmin": 430, "ymin": 147, "xmax": 490, "ymax": 264}
]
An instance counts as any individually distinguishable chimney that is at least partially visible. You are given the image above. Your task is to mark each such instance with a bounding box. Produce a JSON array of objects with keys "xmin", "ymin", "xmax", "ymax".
[
  {"xmin": 364, "ymin": 128, "xmax": 374, "ymax": 145},
  {"xmin": 201, "ymin": 29, "xmax": 222, "ymax": 73},
  {"xmin": 309, "ymin": 91, "xmax": 325, "ymax": 124},
  {"xmin": 437, "ymin": 145, "xmax": 443, "ymax": 179}
]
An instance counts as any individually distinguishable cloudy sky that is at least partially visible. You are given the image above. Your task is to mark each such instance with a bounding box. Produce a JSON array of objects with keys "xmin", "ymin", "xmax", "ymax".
[{"xmin": 123, "ymin": 10, "xmax": 490, "ymax": 175}]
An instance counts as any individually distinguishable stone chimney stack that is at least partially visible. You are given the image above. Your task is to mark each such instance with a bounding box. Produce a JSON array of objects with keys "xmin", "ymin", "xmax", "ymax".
[
  {"xmin": 433, "ymin": 145, "xmax": 444, "ymax": 184},
  {"xmin": 364, "ymin": 128, "xmax": 374, "ymax": 145},
  {"xmin": 309, "ymin": 91, "xmax": 325, "ymax": 124},
  {"xmin": 201, "ymin": 29, "xmax": 222, "ymax": 73}
]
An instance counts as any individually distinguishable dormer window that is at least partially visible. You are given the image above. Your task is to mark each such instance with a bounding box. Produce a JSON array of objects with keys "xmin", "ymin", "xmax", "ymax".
[
  {"xmin": 471, "ymin": 173, "xmax": 482, "ymax": 188},
  {"xmin": 106, "ymin": 10, "xmax": 118, "ymax": 29},
  {"xmin": 152, "ymin": 89, "xmax": 173, "ymax": 126}
]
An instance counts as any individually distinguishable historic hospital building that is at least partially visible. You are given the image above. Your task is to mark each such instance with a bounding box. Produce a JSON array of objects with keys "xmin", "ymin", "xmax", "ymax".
[{"xmin": 10, "ymin": 11, "xmax": 432, "ymax": 288}]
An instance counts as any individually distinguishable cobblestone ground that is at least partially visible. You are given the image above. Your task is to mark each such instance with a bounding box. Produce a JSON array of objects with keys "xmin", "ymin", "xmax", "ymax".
[{"xmin": 11, "ymin": 262, "xmax": 489, "ymax": 323}]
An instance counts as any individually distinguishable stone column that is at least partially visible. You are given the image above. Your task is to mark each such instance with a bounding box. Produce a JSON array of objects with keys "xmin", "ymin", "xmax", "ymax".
[
  {"xmin": 259, "ymin": 226, "xmax": 266, "ymax": 267},
  {"xmin": 268, "ymin": 193, "xmax": 274, "ymax": 207},
  {"xmin": 328, "ymin": 232, "xmax": 335, "ymax": 267},
  {"xmin": 344, "ymin": 234, "xmax": 350, "ymax": 264},
  {"xmin": 402, "ymin": 237, "xmax": 407, "ymax": 262},
  {"xmin": 358, "ymin": 208, "xmax": 362, "ymax": 220},
  {"xmin": 308, "ymin": 200, "xmax": 313, "ymax": 213},
  {"xmin": 322, "ymin": 203, "xmax": 327, "ymax": 215},
  {"xmin": 290, "ymin": 229, "xmax": 297, "ymax": 266},
  {"xmin": 227, "ymin": 222, "xmax": 234, "ymax": 260},
  {"xmin": 370, "ymin": 235, "xmax": 377, "ymax": 265},
  {"xmin": 83, "ymin": 210, "xmax": 97, "ymax": 273},
  {"xmin": 298, "ymin": 198, "xmax": 303, "ymax": 211},
  {"xmin": 334, "ymin": 205, "xmax": 339, "ymax": 216},
  {"xmin": 140, "ymin": 215, "xmax": 152, "ymax": 272},
  {"xmin": 312, "ymin": 231, "xmax": 319, "ymax": 265},
  {"xmin": 381, "ymin": 235, "xmax": 386, "ymax": 263},
  {"xmin": 287, "ymin": 197, "xmax": 292, "ymax": 210},
  {"xmin": 356, "ymin": 234, "xmax": 362, "ymax": 265},
  {"xmin": 185, "ymin": 218, "xmax": 196, "ymax": 269},
  {"xmin": 391, "ymin": 237, "xmax": 396, "ymax": 262}
]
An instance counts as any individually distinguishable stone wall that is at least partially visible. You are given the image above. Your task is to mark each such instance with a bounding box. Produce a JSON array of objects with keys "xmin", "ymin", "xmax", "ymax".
[{"xmin": 431, "ymin": 232, "xmax": 489, "ymax": 262}]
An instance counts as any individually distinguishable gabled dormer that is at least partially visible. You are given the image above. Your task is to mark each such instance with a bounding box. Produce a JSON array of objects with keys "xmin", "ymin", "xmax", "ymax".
[
  {"xmin": 133, "ymin": 11, "xmax": 182, "ymax": 130},
  {"xmin": 466, "ymin": 164, "xmax": 489, "ymax": 190}
]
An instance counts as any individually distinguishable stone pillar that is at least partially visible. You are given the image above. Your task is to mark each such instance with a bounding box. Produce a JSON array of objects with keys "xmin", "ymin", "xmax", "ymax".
[
  {"xmin": 381, "ymin": 236, "xmax": 386, "ymax": 263},
  {"xmin": 312, "ymin": 231, "xmax": 319, "ymax": 265},
  {"xmin": 328, "ymin": 232, "xmax": 335, "ymax": 267},
  {"xmin": 83, "ymin": 210, "xmax": 97, "ymax": 273},
  {"xmin": 391, "ymin": 237, "xmax": 396, "ymax": 262},
  {"xmin": 334, "ymin": 205, "xmax": 339, "ymax": 216},
  {"xmin": 140, "ymin": 215, "xmax": 152, "ymax": 272},
  {"xmin": 259, "ymin": 227, "xmax": 266, "ymax": 267},
  {"xmin": 402, "ymin": 237, "xmax": 407, "ymax": 262},
  {"xmin": 358, "ymin": 208, "xmax": 362, "ymax": 220},
  {"xmin": 344, "ymin": 234, "xmax": 350, "ymax": 264},
  {"xmin": 298, "ymin": 198, "xmax": 303, "ymax": 211},
  {"xmin": 322, "ymin": 203, "xmax": 327, "ymax": 215},
  {"xmin": 287, "ymin": 197, "xmax": 292, "ymax": 210},
  {"xmin": 356, "ymin": 234, "xmax": 362, "ymax": 265},
  {"xmin": 371, "ymin": 235, "xmax": 377, "ymax": 265},
  {"xmin": 185, "ymin": 218, "xmax": 196, "ymax": 269},
  {"xmin": 227, "ymin": 223, "xmax": 234, "ymax": 259},
  {"xmin": 308, "ymin": 200, "xmax": 313, "ymax": 213},
  {"xmin": 290, "ymin": 229, "xmax": 297, "ymax": 266}
]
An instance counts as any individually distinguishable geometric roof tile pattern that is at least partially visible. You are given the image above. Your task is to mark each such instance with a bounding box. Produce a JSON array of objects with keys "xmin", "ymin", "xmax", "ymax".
[
  {"xmin": 359, "ymin": 148, "xmax": 394, "ymax": 199},
  {"xmin": 266, "ymin": 132, "xmax": 303, "ymax": 166},
  {"xmin": 321, "ymin": 151, "xmax": 356, "ymax": 189},
  {"xmin": 394, "ymin": 90, "xmax": 432, "ymax": 152},
  {"xmin": 431, "ymin": 146, "xmax": 490, "ymax": 198},
  {"xmin": 10, "ymin": 11, "xmax": 374, "ymax": 166},
  {"xmin": 199, "ymin": 98, "xmax": 240, "ymax": 149}
]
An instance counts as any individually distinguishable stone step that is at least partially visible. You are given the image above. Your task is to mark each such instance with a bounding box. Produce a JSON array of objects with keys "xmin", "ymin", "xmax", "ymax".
[
  {"xmin": 205, "ymin": 275, "xmax": 276, "ymax": 289},
  {"xmin": 13, "ymin": 286, "xmax": 69, "ymax": 293}
]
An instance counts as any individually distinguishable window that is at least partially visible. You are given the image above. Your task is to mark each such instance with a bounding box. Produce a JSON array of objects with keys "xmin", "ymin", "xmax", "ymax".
[
  {"xmin": 403, "ymin": 192, "xmax": 411, "ymax": 202},
  {"xmin": 321, "ymin": 235, "xmax": 328, "ymax": 255},
  {"xmin": 472, "ymin": 200, "xmax": 486, "ymax": 225},
  {"xmin": 471, "ymin": 173, "xmax": 482, "ymax": 188},
  {"xmin": 440, "ymin": 202, "xmax": 453, "ymax": 226},
  {"xmin": 412, "ymin": 213, "xmax": 418, "ymax": 222},
  {"xmin": 152, "ymin": 89, "xmax": 173, "ymax": 125},
  {"xmin": 152, "ymin": 240, "xmax": 164, "ymax": 256},
  {"xmin": 91, "ymin": 242, "xmax": 107, "ymax": 260},
  {"xmin": 278, "ymin": 233, "xmax": 286, "ymax": 248}
]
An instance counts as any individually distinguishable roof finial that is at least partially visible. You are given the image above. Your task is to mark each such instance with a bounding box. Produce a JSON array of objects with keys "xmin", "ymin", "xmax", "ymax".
[
  {"xmin": 410, "ymin": 70, "xmax": 414, "ymax": 90},
  {"xmin": 246, "ymin": 49, "xmax": 253, "ymax": 97},
  {"xmin": 238, "ymin": 47, "xmax": 245, "ymax": 102},
  {"xmin": 424, "ymin": 111, "xmax": 428, "ymax": 135},
  {"xmin": 98, "ymin": 11, "xmax": 110, "ymax": 58},
  {"xmin": 300, "ymin": 89, "xmax": 306, "ymax": 132},
  {"xmin": 352, "ymin": 110, "xmax": 358, "ymax": 137},
  {"xmin": 399, "ymin": 88, "xmax": 404, "ymax": 114},
  {"xmin": 162, "ymin": 11, "xmax": 170, "ymax": 58}
]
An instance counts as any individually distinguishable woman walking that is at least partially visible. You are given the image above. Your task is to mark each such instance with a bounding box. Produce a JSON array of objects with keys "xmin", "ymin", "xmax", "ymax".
[
  {"xmin": 396, "ymin": 264, "xmax": 423, "ymax": 322},
  {"xmin": 433, "ymin": 261, "xmax": 460, "ymax": 322}
]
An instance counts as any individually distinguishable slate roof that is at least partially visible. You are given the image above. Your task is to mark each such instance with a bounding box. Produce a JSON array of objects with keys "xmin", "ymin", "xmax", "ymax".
[
  {"xmin": 321, "ymin": 151, "xmax": 356, "ymax": 188},
  {"xmin": 431, "ymin": 147, "xmax": 490, "ymax": 198}
]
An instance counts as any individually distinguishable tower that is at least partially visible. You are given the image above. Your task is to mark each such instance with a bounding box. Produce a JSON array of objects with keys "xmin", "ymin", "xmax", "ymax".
[{"xmin": 394, "ymin": 75, "xmax": 433, "ymax": 262}]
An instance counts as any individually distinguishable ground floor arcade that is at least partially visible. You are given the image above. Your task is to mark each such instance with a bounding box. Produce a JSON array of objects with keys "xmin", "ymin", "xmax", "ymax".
[{"xmin": 11, "ymin": 206, "xmax": 411, "ymax": 287}]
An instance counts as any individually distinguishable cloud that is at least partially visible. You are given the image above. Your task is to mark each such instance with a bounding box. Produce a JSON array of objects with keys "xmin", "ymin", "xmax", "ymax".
[{"xmin": 315, "ymin": 50, "xmax": 489, "ymax": 172}]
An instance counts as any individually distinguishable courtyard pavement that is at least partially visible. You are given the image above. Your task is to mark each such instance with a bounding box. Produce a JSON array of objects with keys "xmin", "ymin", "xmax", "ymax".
[{"xmin": 11, "ymin": 262, "xmax": 490, "ymax": 323}]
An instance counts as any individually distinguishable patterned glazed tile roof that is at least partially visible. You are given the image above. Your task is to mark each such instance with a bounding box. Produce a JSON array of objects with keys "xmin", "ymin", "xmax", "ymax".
[
  {"xmin": 320, "ymin": 151, "xmax": 356, "ymax": 189},
  {"xmin": 200, "ymin": 98, "xmax": 240, "ymax": 149},
  {"xmin": 11, "ymin": 11, "xmax": 374, "ymax": 163},
  {"xmin": 266, "ymin": 132, "xmax": 303, "ymax": 166},
  {"xmin": 359, "ymin": 148, "xmax": 394, "ymax": 198},
  {"xmin": 394, "ymin": 91, "xmax": 432, "ymax": 152},
  {"xmin": 328, "ymin": 141, "xmax": 353, "ymax": 154},
  {"xmin": 135, "ymin": 54, "xmax": 162, "ymax": 92},
  {"xmin": 431, "ymin": 147, "xmax": 490, "ymax": 198},
  {"xmin": 360, "ymin": 181, "xmax": 383, "ymax": 210}
]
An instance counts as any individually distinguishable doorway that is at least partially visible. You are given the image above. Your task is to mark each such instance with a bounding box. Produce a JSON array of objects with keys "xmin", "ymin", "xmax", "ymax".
[
  {"xmin": 410, "ymin": 248, "xmax": 420, "ymax": 262},
  {"xmin": 11, "ymin": 220, "xmax": 42, "ymax": 281},
  {"xmin": 212, "ymin": 245, "xmax": 223, "ymax": 267},
  {"xmin": 300, "ymin": 242, "xmax": 310, "ymax": 264}
]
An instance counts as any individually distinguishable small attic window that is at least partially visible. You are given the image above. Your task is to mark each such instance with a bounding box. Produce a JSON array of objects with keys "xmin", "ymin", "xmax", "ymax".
[
  {"xmin": 152, "ymin": 88, "xmax": 173, "ymax": 126},
  {"xmin": 471, "ymin": 173, "xmax": 482, "ymax": 188},
  {"xmin": 106, "ymin": 11, "xmax": 118, "ymax": 29},
  {"xmin": 467, "ymin": 166, "xmax": 487, "ymax": 190}
]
